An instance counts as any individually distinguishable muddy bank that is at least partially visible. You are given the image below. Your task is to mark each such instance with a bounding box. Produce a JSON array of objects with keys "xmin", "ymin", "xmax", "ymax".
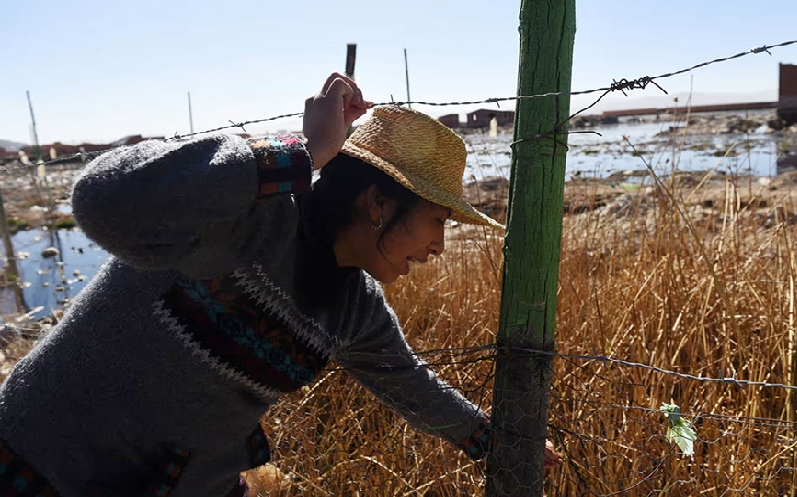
[
  {"xmin": 0, "ymin": 163, "xmax": 82, "ymax": 230},
  {"xmin": 660, "ymin": 111, "xmax": 797, "ymax": 136},
  {"xmin": 461, "ymin": 170, "xmax": 797, "ymax": 228}
]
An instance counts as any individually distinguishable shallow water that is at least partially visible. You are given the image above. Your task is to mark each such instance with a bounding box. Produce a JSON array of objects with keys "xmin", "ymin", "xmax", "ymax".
[
  {"xmin": 1, "ymin": 228, "xmax": 108, "ymax": 320},
  {"xmin": 463, "ymin": 120, "xmax": 783, "ymax": 181}
]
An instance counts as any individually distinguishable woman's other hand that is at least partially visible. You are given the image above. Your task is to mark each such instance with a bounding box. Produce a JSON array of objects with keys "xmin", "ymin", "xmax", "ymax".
[
  {"xmin": 544, "ymin": 439, "xmax": 564, "ymax": 470},
  {"xmin": 303, "ymin": 73, "xmax": 369, "ymax": 170}
]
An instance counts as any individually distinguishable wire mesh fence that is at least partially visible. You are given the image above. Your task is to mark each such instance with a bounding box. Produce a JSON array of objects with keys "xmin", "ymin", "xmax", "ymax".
[{"xmin": 548, "ymin": 355, "xmax": 797, "ymax": 496}]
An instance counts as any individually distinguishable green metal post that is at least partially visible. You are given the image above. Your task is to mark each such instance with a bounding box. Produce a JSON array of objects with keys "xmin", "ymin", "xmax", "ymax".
[{"xmin": 486, "ymin": 1, "xmax": 576, "ymax": 496}]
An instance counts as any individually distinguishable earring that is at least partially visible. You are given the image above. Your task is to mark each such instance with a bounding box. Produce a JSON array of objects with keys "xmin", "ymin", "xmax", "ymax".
[{"xmin": 371, "ymin": 217, "xmax": 384, "ymax": 230}]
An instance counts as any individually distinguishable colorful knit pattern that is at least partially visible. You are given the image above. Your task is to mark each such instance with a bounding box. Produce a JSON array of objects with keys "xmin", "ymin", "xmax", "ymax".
[
  {"xmin": 246, "ymin": 425, "xmax": 271, "ymax": 468},
  {"xmin": 458, "ymin": 419, "xmax": 492, "ymax": 461},
  {"xmin": 160, "ymin": 276, "xmax": 329, "ymax": 393},
  {"xmin": 147, "ymin": 446, "xmax": 192, "ymax": 497},
  {"xmin": 247, "ymin": 135, "xmax": 312, "ymax": 198},
  {"xmin": 0, "ymin": 439, "xmax": 61, "ymax": 497}
]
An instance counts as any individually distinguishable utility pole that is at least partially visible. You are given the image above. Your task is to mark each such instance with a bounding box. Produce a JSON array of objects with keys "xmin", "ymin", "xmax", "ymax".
[
  {"xmin": 188, "ymin": 92, "xmax": 195, "ymax": 135},
  {"xmin": 486, "ymin": 1, "xmax": 576, "ymax": 496},
  {"xmin": 404, "ymin": 48, "xmax": 411, "ymax": 108}
]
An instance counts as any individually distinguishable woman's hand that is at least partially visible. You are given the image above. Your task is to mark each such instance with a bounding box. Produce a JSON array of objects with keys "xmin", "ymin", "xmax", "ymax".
[
  {"xmin": 303, "ymin": 73, "xmax": 369, "ymax": 170},
  {"xmin": 544, "ymin": 439, "xmax": 564, "ymax": 469}
]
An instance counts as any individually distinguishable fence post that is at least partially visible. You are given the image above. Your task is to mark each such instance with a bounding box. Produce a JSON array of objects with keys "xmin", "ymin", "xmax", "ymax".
[{"xmin": 486, "ymin": 1, "xmax": 576, "ymax": 496}]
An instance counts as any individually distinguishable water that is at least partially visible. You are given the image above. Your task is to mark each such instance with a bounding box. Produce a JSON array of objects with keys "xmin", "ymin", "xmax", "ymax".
[
  {"xmin": 1, "ymin": 119, "xmax": 789, "ymax": 319},
  {"xmin": 1, "ymin": 229, "xmax": 108, "ymax": 320},
  {"xmin": 463, "ymin": 119, "xmax": 783, "ymax": 181}
]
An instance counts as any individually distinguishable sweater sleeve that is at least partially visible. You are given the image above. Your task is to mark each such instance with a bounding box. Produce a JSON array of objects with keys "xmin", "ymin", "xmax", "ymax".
[
  {"xmin": 333, "ymin": 278, "xmax": 491, "ymax": 460},
  {"xmin": 71, "ymin": 133, "xmax": 312, "ymax": 277}
]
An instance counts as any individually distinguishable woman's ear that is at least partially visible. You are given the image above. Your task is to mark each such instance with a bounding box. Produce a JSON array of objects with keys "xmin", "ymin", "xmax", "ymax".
[{"xmin": 364, "ymin": 184, "xmax": 385, "ymax": 225}]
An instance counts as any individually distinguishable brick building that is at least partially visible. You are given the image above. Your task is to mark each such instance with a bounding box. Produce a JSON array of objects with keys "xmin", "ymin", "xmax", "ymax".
[
  {"xmin": 779, "ymin": 63, "xmax": 797, "ymax": 125},
  {"xmin": 465, "ymin": 109, "xmax": 515, "ymax": 128},
  {"xmin": 5, "ymin": 135, "xmax": 162, "ymax": 163},
  {"xmin": 438, "ymin": 114, "xmax": 461, "ymax": 128}
]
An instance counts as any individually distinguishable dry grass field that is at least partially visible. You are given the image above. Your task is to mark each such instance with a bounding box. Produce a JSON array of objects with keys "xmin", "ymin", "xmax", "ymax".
[{"xmin": 247, "ymin": 170, "xmax": 797, "ymax": 496}]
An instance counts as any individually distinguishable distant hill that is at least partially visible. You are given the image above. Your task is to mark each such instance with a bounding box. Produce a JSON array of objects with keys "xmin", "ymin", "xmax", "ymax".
[{"xmin": 0, "ymin": 139, "xmax": 27, "ymax": 152}]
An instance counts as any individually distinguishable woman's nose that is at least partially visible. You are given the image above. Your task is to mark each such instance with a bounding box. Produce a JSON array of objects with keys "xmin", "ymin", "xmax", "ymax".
[{"xmin": 429, "ymin": 237, "xmax": 445, "ymax": 256}]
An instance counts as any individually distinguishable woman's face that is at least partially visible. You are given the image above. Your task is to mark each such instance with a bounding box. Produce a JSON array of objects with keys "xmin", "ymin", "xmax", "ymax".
[{"xmin": 365, "ymin": 200, "xmax": 451, "ymax": 284}]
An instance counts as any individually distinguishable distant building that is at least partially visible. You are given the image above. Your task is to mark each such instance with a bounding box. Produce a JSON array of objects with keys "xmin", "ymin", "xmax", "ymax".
[
  {"xmin": 21, "ymin": 142, "xmax": 107, "ymax": 158},
  {"xmin": 779, "ymin": 63, "xmax": 797, "ymax": 125},
  {"xmin": 15, "ymin": 136, "xmax": 165, "ymax": 162},
  {"xmin": 465, "ymin": 109, "xmax": 515, "ymax": 128},
  {"xmin": 438, "ymin": 114, "xmax": 461, "ymax": 128},
  {"xmin": 111, "ymin": 135, "xmax": 148, "ymax": 147}
]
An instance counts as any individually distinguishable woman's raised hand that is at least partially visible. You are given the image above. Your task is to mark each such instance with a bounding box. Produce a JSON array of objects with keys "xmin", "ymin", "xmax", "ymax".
[{"xmin": 303, "ymin": 73, "xmax": 369, "ymax": 170}]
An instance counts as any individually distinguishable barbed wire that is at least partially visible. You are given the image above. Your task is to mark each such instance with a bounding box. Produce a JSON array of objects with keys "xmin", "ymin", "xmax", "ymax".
[
  {"xmin": 312, "ymin": 342, "xmax": 797, "ymax": 393},
  {"xmin": 1, "ymin": 38, "xmax": 794, "ymax": 175},
  {"xmin": 371, "ymin": 39, "xmax": 796, "ymax": 108},
  {"xmin": 4, "ymin": 321, "xmax": 797, "ymax": 396}
]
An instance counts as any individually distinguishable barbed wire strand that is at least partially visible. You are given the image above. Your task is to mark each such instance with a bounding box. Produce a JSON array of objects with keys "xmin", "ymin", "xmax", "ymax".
[
  {"xmin": 5, "ymin": 322, "xmax": 797, "ymax": 395},
  {"xmin": 1, "ymin": 39, "xmax": 794, "ymax": 175}
]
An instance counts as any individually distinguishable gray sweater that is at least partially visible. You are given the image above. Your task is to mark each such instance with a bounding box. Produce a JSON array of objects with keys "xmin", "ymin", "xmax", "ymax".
[{"xmin": 0, "ymin": 133, "xmax": 487, "ymax": 497}]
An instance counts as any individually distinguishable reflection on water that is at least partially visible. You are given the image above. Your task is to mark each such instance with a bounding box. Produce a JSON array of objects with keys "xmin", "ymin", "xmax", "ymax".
[{"xmin": 1, "ymin": 229, "xmax": 108, "ymax": 320}]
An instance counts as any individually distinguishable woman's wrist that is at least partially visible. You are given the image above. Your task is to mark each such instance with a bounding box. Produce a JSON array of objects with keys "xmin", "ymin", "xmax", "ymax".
[{"xmin": 305, "ymin": 141, "xmax": 335, "ymax": 170}]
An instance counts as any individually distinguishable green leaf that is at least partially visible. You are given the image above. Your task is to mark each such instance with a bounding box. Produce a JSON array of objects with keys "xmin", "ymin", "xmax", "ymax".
[{"xmin": 660, "ymin": 403, "xmax": 697, "ymax": 456}]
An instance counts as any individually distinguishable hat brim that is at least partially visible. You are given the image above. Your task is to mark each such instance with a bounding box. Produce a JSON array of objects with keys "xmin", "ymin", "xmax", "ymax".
[{"xmin": 341, "ymin": 143, "xmax": 505, "ymax": 230}]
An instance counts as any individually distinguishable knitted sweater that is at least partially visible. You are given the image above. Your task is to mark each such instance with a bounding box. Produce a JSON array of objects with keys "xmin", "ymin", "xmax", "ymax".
[{"xmin": 0, "ymin": 134, "xmax": 489, "ymax": 497}]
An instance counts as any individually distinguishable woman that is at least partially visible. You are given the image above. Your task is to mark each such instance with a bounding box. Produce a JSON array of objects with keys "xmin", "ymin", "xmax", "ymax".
[{"xmin": 0, "ymin": 73, "xmax": 560, "ymax": 497}]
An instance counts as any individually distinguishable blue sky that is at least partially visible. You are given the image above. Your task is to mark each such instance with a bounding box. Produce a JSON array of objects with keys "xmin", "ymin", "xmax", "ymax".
[{"xmin": 1, "ymin": 0, "xmax": 796, "ymax": 145}]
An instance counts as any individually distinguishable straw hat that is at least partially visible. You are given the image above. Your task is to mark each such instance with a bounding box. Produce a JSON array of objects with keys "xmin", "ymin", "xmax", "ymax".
[{"xmin": 341, "ymin": 106, "xmax": 504, "ymax": 229}]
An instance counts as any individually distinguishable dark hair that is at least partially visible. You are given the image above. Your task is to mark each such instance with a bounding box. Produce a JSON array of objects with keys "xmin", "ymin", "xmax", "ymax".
[
  {"xmin": 307, "ymin": 153, "xmax": 421, "ymax": 248},
  {"xmin": 296, "ymin": 153, "xmax": 422, "ymax": 309}
]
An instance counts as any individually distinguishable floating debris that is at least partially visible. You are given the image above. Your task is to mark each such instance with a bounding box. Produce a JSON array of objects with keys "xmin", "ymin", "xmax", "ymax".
[
  {"xmin": 41, "ymin": 247, "xmax": 60, "ymax": 258},
  {"xmin": 13, "ymin": 307, "xmax": 45, "ymax": 323}
]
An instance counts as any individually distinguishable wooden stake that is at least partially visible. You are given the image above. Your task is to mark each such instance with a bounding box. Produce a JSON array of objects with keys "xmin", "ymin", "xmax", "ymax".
[{"xmin": 345, "ymin": 44, "xmax": 357, "ymax": 78}]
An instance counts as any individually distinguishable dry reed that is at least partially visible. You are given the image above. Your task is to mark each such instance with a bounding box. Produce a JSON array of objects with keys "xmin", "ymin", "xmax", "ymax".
[{"xmin": 250, "ymin": 167, "xmax": 797, "ymax": 495}]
